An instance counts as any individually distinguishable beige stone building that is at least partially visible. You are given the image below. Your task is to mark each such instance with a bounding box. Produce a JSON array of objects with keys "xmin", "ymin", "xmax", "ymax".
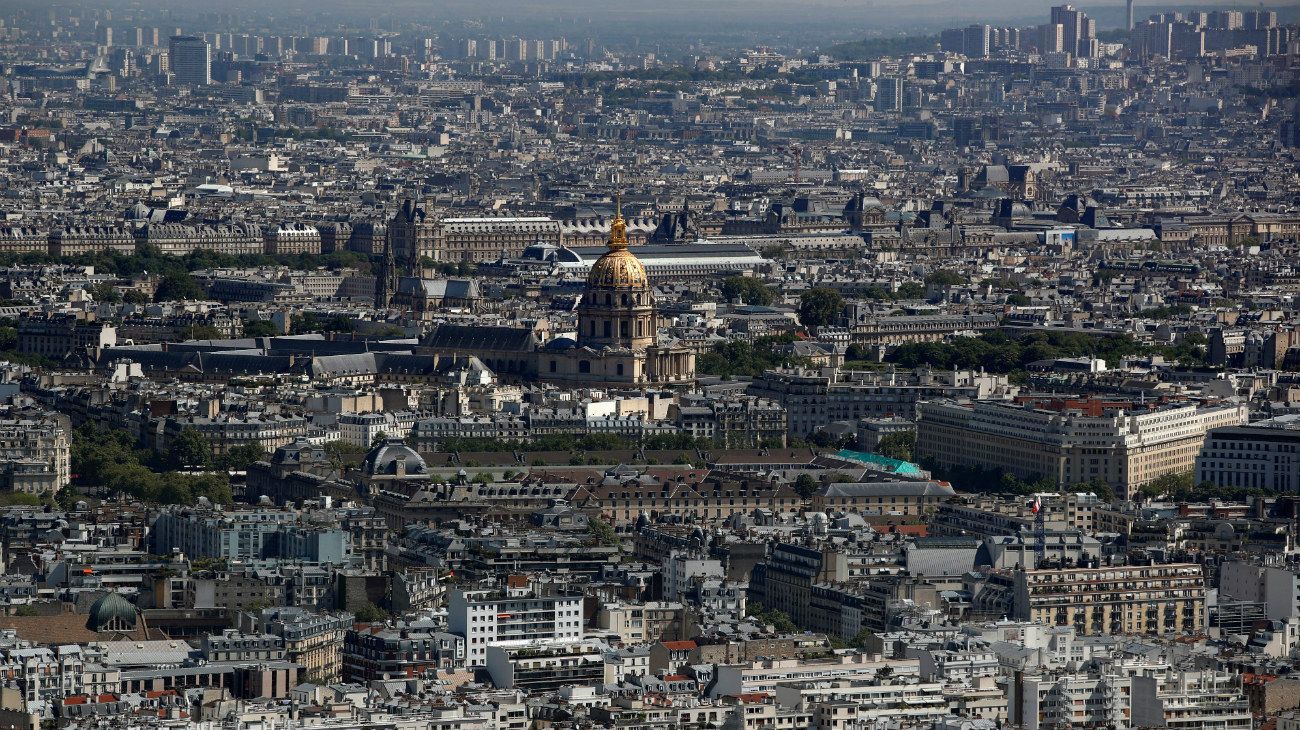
[
  {"xmin": 916, "ymin": 397, "xmax": 1247, "ymax": 498},
  {"xmin": 990, "ymin": 563, "xmax": 1206, "ymax": 636}
]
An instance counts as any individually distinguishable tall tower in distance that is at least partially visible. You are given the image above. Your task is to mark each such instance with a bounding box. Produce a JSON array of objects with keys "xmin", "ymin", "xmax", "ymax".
[
  {"xmin": 168, "ymin": 35, "xmax": 211, "ymax": 85},
  {"xmin": 1127, "ymin": 0, "xmax": 1136, "ymax": 31}
]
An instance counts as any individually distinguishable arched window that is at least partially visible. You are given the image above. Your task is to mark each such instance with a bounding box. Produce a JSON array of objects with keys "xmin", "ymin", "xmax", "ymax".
[{"xmin": 621, "ymin": 294, "xmax": 629, "ymax": 305}]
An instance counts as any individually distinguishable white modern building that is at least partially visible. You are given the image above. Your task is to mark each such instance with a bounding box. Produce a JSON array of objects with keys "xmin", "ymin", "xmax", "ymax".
[{"xmin": 448, "ymin": 580, "xmax": 584, "ymax": 667}]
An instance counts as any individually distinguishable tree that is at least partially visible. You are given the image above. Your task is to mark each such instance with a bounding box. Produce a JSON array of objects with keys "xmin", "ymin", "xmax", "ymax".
[
  {"xmin": 1140, "ymin": 471, "xmax": 1194, "ymax": 499},
  {"xmin": 895, "ymin": 281, "xmax": 925, "ymax": 299},
  {"xmin": 925, "ymin": 270, "xmax": 966, "ymax": 286},
  {"xmin": 799, "ymin": 287, "xmax": 844, "ymax": 329},
  {"xmin": 220, "ymin": 443, "xmax": 267, "ymax": 471},
  {"xmin": 154, "ymin": 272, "xmax": 205, "ymax": 302},
  {"xmin": 169, "ymin": 427, "xmax": 212, "ymax": 469},
  {"xmin": 589, "ymin": 517, "xmax": 617, "ymax": 546},
  {"xmin": 54, "ymin": 487, "xmax": 84, "ymax": 511},
  {"xmin": 721, "ymin": 276, "xmax": 774, "ymax": 306},
  {"xmin": 876, "ymin": 431, "xmax": 916, "ymax": 462},
  {"xmin": 354, "ymin": 602, "xmax": 388, "ymax": 623},
  {"xmin": 187, "ymin": 324, "xmax": 222, "ymax": 340},
  {"xmin": 88, "ymin": 282, "xmax": 121, "ymax": 303},
  {"xmin": 1082, "ymin": 478, "xmax": 1116, "ymax": 503},
  {"xmin": 794, "ymin": 474, "xmax": 819, "ymax": 499},
  {"xmin": 123, "ymin": 289, "xmax": 150, "ymax": 305},
  {"xmin": 243, "ymin": 319, "xmax": 279, "ymax": 338}
]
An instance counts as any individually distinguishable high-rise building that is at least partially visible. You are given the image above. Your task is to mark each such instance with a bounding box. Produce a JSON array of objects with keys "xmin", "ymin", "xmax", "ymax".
[
  {"xmin": 1126, "ymin": 0, "xmax": 1135, "ymax": 31},
  {"xmin": 97, "ymin": 25, "xmax": 113, "ymax": 47},
  {"xmin": 1050, "ymin": 4, "xmax": 1082, "ymax": 53},
  {"xmin": 1035, "ymin": 23, "xmax": 1064, "ymax": 53},
  {"xmin": 168, "ymin": 34, "xmax": 210, "ymax": 85},
  {"xmin": 875, "ymin": 77, "xmax": 903, "ymax": 112},
  {"xmin": 963, "ymin": 24, "xmax": 991, "ymax": 58},
  {"xmin": 1245, "ymin": 10, "xmax": 1278, "ymax": 29},
  {"xmin": 1209, "ymin": 10, "xmax": 1244, "ymax": 29}
]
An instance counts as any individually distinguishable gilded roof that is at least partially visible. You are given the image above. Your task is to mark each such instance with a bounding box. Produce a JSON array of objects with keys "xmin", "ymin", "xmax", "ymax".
[{"xmin": 586, "ymin": 202, "xmax": 649, "ymax": 290}]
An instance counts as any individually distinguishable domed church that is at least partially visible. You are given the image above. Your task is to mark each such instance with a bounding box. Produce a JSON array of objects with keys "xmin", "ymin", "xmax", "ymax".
[{"xmin": 539, "ymin": 201, "xmax": 695, "ymax": 387}]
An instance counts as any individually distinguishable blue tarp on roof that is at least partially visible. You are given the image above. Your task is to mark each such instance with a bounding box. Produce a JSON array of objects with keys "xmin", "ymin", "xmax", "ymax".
[{"xmin": 835, "ymin": 449, "xmax": 924, "ymax": 476}]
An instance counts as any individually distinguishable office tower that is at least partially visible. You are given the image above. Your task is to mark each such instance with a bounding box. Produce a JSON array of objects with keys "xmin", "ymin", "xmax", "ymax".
[
  {"xmin": 98, "ymin": 26, "xmax": 112, "ymax": 47},
  {"xmin": 148, "ymin": 27, "xmax": 160, "ymax": 46},
  {"xmin": 875, "ymin": 77, "xmax": 903, "ymax": 112},
  {"xmin": 1038, "ymin": 23, "xmax": 1066, "ymax": 53},
  {"xmin": 963, "ymin": 24, "xmax": 991, "ymax": 58},
  {"xmin": 1050, "ymin": 5, "xmax": 1081, "ymax": 53},
  {"xmin": 1281, "ymin": 111, "xmax": 1300, "ymax": 148},
  {"xmin": 1126, "ymin": 0, "xmax": 1135, "ymax": 30},
  {"xmin": 1172, "ymin": 22, "xmax": 1205, "ymax": 59},
  {"xmin": 1209, "ymin": 10, "xmax": 1243, "ymax": 29},
  {"xmin": 953, "ymin": 117, "xmax": 979, "ymax": 148},
  {"xmin": 168, "ymin": 35, "xmax": 211, "ymax": 85},
  {"xmin": 1245, "ymin": 10, "xmax": 1277, "ymax": 29},
  {"xmin": 940, "ymin": 28, "xmax": 965, "ymax": 54},
  {"xmin": 458, "ymin": 38, "xmax": 477, "ymax": 59},
  {"xmin": 109, "ymin": 47, "xmax": 133, "ymax": 77},
  {"xmin": 1142, "ymin": 21, "xmax": 1174, "ymax": 58},
  {"xmin": 132, "ymin": 27, "xmax": 144, "ymax": 46}
]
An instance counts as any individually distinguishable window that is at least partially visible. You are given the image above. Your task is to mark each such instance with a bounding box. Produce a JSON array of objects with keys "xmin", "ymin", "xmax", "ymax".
[
  {"xmin": 617, "ymin": 364, "xmax": 624, "ymax": 376},
  {"xmin": 549, "ymin": 360, "xmax": 557, "ymax": 373},
  {"xmin": 579, "ymin": 360, "xmax": 591, "ymax": 374},
  {"xmin": 604, "ymin": 321, "xmax": 612, "ymax": 338},
  {"xmin": 620, "ymin": 321, "xmax": 629, "ymax": 337}
]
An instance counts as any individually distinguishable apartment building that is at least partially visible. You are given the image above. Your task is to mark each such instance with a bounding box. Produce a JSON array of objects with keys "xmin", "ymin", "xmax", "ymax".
[
  {"xmin": 342, "ymin": 620, "xmax": 465, "ymax": 683},
  {"xmin": 239, "ymin": 607, "xmax": 351, "ymax": 684},
  {"xmin": 984, "ymin": 563, "xmax": 1206, "ymax": 636},
  {"xmin": 485, "ymin": 641, "xmax": 605, "ymax": 692},
  {"xmin": 447, "ymin": 579, "xmax": 585, "ymax": 666},
  {"xmin": 1196, "ymin": 415, "xmax": 1300, "ymax": 492},
  {"xmin": 17, "ymin": 312, "xmax": 117, "ymax": 359},
  {"xmin": 916, "ymin": 397, "xmax": 1247, "ymax": 497},
  {"xmin": 0, "ymin": 412, "xmax": 71, "ymax": 492}
]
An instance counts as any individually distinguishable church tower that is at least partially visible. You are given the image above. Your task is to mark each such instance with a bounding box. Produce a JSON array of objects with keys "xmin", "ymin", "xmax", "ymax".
[{"xmin": 577, "ymin": 200, "xmax": 656, "ymax": 351}]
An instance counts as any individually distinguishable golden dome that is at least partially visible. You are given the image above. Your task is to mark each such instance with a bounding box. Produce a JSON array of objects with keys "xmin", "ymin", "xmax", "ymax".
[{"xmin": 586, "ymin": 201, "xmax": 649, "ymax": 290}]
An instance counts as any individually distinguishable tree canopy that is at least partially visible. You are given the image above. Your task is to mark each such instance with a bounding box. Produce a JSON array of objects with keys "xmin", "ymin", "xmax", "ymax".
[
  {"xmin": 720, "ymin": 276, "xmax": 775, "ymax": 306},
  {"xmin": 798, "ymin": 287, "xmax": 844, "ymax": 328}
]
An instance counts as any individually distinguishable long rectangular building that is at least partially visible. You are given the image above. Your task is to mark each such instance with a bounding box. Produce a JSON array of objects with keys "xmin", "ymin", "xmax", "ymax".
[
  {"xmin": 1196, "ymin": 415, "xmax": 1300, "ymax": 492},
  {"xmin": 916, "ymin": 397, "xmax": 1246, "ymax": 498}
]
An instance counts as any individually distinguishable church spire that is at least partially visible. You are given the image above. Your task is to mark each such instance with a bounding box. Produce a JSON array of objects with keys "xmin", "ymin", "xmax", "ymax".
[{"xmin": 608, "ymin": 193, "xmax": 628, "ymax": 252}]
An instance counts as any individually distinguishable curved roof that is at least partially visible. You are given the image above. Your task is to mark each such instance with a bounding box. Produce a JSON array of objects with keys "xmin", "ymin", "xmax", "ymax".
[
  {"xmin": 363, "ymin": 438, "xmax": 427, "ymax": 477},
  {"xmin": 87, "ymin": 592, "xmax": 137, "ymax": 631},
  {"xmin": 586, "ymin": 210, "xmax": 649, "ymax": 290}
]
